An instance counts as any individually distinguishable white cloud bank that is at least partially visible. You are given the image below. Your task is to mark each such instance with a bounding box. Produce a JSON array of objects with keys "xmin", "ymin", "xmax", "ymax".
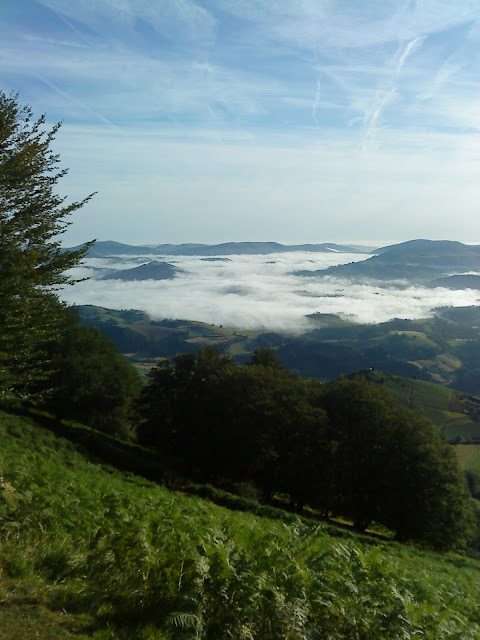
[{"xmin": 60, "ymin": 252, "xmax": 480, "ymax": 332}]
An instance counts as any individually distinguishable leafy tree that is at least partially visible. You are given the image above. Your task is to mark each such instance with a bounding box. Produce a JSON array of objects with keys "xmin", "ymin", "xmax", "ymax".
[
  {"xmin": 44, "ymin": 311, "xmax": 143, "ymax": 438},
  {"xmin": 222, "ymin": 367, "xmax": 328, "ymax": 505},
  {"xmin": 321, "ymin": 377, "xmax": 476, "ymax": 548},
  {"xmin": 136, "ymin": 351, "xmax": 329, "ymax": 500},
  {"xmin": 135, "ymin": 347, "xmax": 233, "ymax": 472},
  {"xmin": 319, "ymin": 377, "xmax": 400, "ymax": 528},
  {"xmin": 384, "ymin": 408, "xmax": 476, "ymax": 549},
  {"xmin": 247, "ymin": 346, "xmax": 285, "ymax": 369},
  {"xmin": 0, "ymin": 91, "xmax": 94, "ymax": 402}
]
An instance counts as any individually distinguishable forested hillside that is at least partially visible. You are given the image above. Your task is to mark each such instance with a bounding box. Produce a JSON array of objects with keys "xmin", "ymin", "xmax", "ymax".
[{"xmin": 77, "ymin": 303, "xmax": 480, "ymax": 396}]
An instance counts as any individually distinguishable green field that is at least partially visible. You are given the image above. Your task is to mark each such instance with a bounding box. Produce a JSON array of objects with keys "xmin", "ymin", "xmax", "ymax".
[
  {"xmin": 372, "ymin": 330, "xmax": 441, "ymax": 350},
  {"xmin": 456, "ymin": 445, "xmax": 480, "ymax": 476},
  {"xmin": 359, "ymin": 369, "xmax": 480, "ymax": 443},
  {"xmin": 1, "ymin": 409, "xmax": 480, "ymax": 639}
]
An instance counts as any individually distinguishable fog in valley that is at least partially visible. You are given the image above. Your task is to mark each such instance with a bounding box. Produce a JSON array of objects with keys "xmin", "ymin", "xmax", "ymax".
[{"xmin": 61, "ymin": 251, "xmax": 480, "ymax": 332}]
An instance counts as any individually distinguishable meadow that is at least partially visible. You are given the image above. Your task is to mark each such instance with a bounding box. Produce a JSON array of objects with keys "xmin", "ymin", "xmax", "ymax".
[{"xmin": 1, "ymin": 409, "xmax": 480, "ymax": 640}]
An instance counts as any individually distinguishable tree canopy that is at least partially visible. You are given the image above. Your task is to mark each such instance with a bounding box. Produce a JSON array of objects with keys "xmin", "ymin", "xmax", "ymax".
[
  {"xmin": 44, "ymin": 310, "xmax": 142, "ymax": 438},
  {"xmin": 0, "ymin": 91, "xmax": 94, "ymax": 401},
  {"xmin": 135, "ymin": 350, "xmax": 476, "ymax": 549}
]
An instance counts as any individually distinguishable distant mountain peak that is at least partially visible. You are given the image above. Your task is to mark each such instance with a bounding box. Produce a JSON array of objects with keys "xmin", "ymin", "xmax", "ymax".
[
  {"xmin": 101, "ymin": 261, "xmax": 181, "ymax": 281},
  {"xmin": 298, "ymin": 239, "xmax": 480, "ymax": 284},
  {"xmin": 373, "ymin": 239, "xmax": 469, "ymax": 255}
]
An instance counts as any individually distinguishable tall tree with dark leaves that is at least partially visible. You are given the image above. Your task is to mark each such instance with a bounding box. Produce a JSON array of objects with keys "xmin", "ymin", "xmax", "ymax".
[{"xmin": 0, "ymin": 92, "xmax": 95, "ymax": 402}]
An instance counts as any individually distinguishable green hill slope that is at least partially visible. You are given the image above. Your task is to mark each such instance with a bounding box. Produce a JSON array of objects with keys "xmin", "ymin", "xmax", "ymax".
[
  {"xmin": 307, "ymin": 239, "xmax": 480, "ymax": 283},
  {"xmin": 1, "ymin": 409, "xmax": 480, "ymax": 639},
  {"xmin": 77, "ymin": 305, "xmax": 480, "ymax": 397},
  {"xmin": 355, "ymin": 369, "xmax": 480, "ymax": 443}
]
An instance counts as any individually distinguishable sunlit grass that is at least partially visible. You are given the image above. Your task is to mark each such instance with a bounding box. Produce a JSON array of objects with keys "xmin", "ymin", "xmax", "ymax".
[{"xmin": 1, "ymin": 409, "xmax": 479, "ymax": 639}]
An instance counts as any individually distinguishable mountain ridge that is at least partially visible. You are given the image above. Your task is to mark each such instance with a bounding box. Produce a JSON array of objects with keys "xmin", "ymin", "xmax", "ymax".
[
  {"xmin": 66, "ymin": 240, "xmax": 372, "ymax": 257},
  {"xmin": 296, "ymin": 239, "xmax": 480, "ymax": 284}
]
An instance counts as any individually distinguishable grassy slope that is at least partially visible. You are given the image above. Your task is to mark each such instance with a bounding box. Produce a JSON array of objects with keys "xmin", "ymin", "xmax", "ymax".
[
  {"xmin": 1, "ymin": 410, "xmax": 480, "ymax": 640},
  {"xmin": 456, "ymin": 445, "xmax": 480, "ymax": 476},
  {"xmin": 358, "ymin": 369, "xmax": 480, "ymax": 443}
]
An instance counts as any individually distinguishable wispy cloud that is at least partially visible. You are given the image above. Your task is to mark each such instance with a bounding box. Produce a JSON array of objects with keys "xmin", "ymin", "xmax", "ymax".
[
  {"xmin": 38, "ymin": 0, "xmax": 216, "ymax": 47},
  {"xmin": 363, "ymin": 87, "xmax": 398, "ymax": 143},
  {"xmin": 312, "ymin": 79, "xmax": 321, "ymax": 125},
  {"xmin": 2, "ymin": 0, "xmax": 478, "ymax": 244},
  {"xmin": 362, "ymin": 36, "xmax": 426, "ymax": 144},
  {"xmin": 396, "ymin": 36, "xmax": 426, "ymax": 73}
]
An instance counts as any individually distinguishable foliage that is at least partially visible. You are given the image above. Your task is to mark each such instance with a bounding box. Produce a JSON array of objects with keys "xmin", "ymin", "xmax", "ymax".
[
  {"xmin": 320, "ymin": 377, "xmax": 476, "ymax": 548},
  {"xmin": 0, "ymin": 91, "xmax": 94, "ymax": 402},
  {"xmin": 1, "ymin": 408, "xmax": 480, "ymax": 639},
  {"xmin": 247, "ymin": 346, "xmax": 285, "ymax": 369},
  {"xmin": 136, "ymin": 348, "xmax": 326, "ymax": 497},
  {"xmin": 136, "ymin": 350, "xmax": 476, "ymax": 549},
  {"xmin": 43, "ymin": 310, "xmax": 143, "ymax": 438},
  {"xmin": 136, "ymin": 348, "xmax": 234, "ymax": 474}
]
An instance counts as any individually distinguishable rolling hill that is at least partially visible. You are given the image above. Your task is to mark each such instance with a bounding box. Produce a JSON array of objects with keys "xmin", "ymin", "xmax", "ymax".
[
  {"xmin": 351, "ymin": 369, "xmax": 480, "ymax": 443},
  {"xmin": 67, "ymin": 240, "xmax": 370, "ymax": 258},
  {"xmin": 296, "ymin": 239, "xmax": 480, "ymax": 285},
  {"xmin": 101, "ymin": 260, "xmax": 181, "ymax": 281},
  {"xmin": 76, "ymin": 304, "xmax": 480, "ymax": 397}
]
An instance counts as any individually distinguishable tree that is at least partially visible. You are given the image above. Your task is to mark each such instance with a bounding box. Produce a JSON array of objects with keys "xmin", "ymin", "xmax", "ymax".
[
  {"xmin": 44, "ymin": 310, "xmax": 142, "ymax": 438},
  {"xmin": 247, "ymin": 346, "xmax": 284, "ymax": 369},
  {"xmin": 135, "ymin": 347, "xmax": 233, "ymax": 474},
  {"xmin": 384, "ymin": 408, "xmax": 476, "ymax": 549},
  {"xmin": 0, "ymin": 91, "xmax": 94, "ymax": 402},
  {"xmin": 320, "ymin": 377, "xmax": 476, "ymax": 548},
  {"xmin": 136, "ymin": 351, "xmax": 330, "ymax": 499}
]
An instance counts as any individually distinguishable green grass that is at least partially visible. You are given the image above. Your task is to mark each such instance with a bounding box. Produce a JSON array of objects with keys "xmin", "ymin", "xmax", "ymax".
[
  {"xmin": 1, "ymin": 409, "xmax": 480, "ymax": 639},
  {"xmin": 380, "ymin": 330, "xmax": 440, "ymax": 349},
  {"xmin": 456, "ymin": 445, "xmax": 480, "ymax": 476},
  {"xmin": 443, "ymin": 414, "xmax": 480, "ymax": 442},
  {"xmin": 360, "ymin": 370, "xmax": 480, "ymax": 443}
]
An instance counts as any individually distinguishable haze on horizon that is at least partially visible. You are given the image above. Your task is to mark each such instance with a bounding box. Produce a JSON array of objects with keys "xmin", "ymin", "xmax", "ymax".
[{"xmin": 2, "ymin": 1, "xmax": 479, "ymax": 245}]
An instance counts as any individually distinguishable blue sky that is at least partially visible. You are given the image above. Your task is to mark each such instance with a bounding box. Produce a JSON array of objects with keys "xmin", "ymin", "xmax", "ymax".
[{"xmin": 2, "ymin": 0, "xmax": 479, "ymax": 245}]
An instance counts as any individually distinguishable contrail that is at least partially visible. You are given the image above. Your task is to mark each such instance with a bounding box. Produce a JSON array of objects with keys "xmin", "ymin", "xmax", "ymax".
[
  {"xmin": 396, "ymin": 36, "xmax": 426, "ymax": 74},
  {"xmin": 50, "ymin": 8, "xmax": 94, "ymax": 48},
  {"xmin": 364, "ymin": 87, "xmax": 397, "ymax": 141},
  {"xmin": 35, "ymin": 73, "xmax": 118, "ymax": 128},
  {"xmin": 363, "ymin": 35, "xmax": 426, "ymax": 144}
]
